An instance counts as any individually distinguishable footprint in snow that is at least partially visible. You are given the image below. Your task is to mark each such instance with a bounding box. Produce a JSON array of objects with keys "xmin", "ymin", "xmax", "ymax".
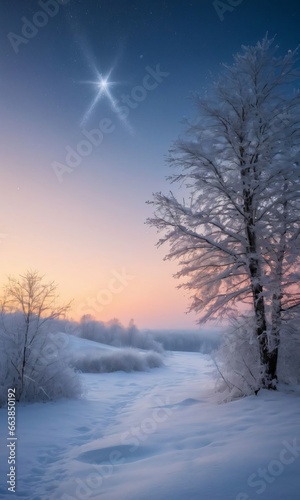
[
  {"xmin": 76, "ymin": 444, "xmax": 154, "ymax": 465},
  {"xmin": 177, "ymin": 398, "xmax": 203, "ymax": 407}
]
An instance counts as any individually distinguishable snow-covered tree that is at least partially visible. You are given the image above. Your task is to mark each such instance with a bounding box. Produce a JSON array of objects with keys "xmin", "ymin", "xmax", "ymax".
[
  {"xmin": 147, "ymin": 37, "xmax": 300, "ymax": 390},
  {"xmin": 0, "ymin": 271, "xmax": 79, "ymax": 404}
]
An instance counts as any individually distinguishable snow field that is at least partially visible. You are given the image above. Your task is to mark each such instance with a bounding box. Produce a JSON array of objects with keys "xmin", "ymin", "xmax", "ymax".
[{"xmin": 0, "ymin": 337, "xmax": 299, "ymax": 500}]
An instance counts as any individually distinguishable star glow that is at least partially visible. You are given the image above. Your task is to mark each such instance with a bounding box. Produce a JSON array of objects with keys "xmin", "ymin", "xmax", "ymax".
[
  {"xmin": 80, "ymin": 64, "xmax": 133, "ymax": 133},
  {"xmin": 98, "ymin": 78, "xmax": 109, "ymax": 91}
]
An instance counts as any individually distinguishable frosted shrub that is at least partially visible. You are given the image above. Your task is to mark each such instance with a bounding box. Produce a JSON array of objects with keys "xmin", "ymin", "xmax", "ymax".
[
  {"xmin": 277, "ymin": 319, "xmax": 300, "ymax": 385},
  {"xmin": 214, "ymin": 317, "xmax": 263, "ymax": 402},
  {"xmin": 0, "ymin": 272, "xmax": 81, "ymax": 406},
  {"xmin": 0, "ymin": 313, "xmax": 82, "ymax": 406},
  {"xmin": 71, "ymin": 348, "xmax": 164, "ymax": 373},
  {"xmin": 214, "ymin": 315, "xmax": 300, "ymax": 402}
]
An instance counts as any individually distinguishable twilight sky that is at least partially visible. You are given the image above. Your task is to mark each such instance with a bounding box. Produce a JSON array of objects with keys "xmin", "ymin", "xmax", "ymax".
[{"xmin": 1, "ymin": 0, "xmax": 300, "ymax": 329}]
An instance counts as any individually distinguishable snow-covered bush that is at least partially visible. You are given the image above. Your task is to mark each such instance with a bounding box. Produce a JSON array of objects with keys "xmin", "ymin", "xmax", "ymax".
[
  {"xmin": 0, "ymin": 313, "xmax": 82, "ymax": 406},
  {"xmin": 79, "ymin": 317, "xmax": 164, "ymax": 353},
  {"xmin": 71, "ymin": 348, "xmax": 164, "ymax": 373},
  {"xmin": 214, "ymin": 315, "xmax": 300, "ymax": 402},
  {"xmin": 213, "ymin": 317, "xmax": 262, "ymax": 402},
  {"xmin": 0, "ymin": 271, "xmax": 82, "ymax": 406},
  {"xmin": 277, "ymin": 318, "xmax": 300, "ymax": 385}
]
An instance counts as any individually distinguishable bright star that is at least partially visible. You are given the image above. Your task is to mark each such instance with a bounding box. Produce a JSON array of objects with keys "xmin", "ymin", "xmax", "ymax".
[
  {"xmin": 98, "ymin": 78, "xmax": 109, "ymax": 91},
  {"xmin": 77, "ymin": 42, "xmax": 133, "ymax": 131},
  {"xmin": 80, "ymin": 68, "xmax": 119, "ymax": 127},
  {"xmin": 79, "ymin": 63, "xmax": 134, "ymax": 134}
]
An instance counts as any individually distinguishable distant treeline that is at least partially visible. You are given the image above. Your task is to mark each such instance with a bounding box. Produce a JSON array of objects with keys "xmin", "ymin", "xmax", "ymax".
[{"xmin": 54, "ymin": 316, "xmax": 221, "ymax": 354}]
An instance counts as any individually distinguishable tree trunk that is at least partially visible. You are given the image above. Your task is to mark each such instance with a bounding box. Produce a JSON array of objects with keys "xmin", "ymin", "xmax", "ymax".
[
  {"xmin": 267, "ymin": 347, "xmax": 279, "ymax": 384},
  {"xmin": 249, "ymin": 285, "xmax": 281, "ymax": 389},
  {"xmin": 266, "ymin": 190, "xmax": 287, "ymax": 388},
  {"xmin": 250, "ymin": 272, "xmax": 272, "ymax": 388},
  {"xmin": 243, "ymin": 179, "xmax": 274, "ymax": 389},
  {"xmin": 20, "ymin": 314, "xmax": 30, "ymax": 400},
  {"xmin": 267, "ymin": 290, "xmax": 282, "ymax": 385}
]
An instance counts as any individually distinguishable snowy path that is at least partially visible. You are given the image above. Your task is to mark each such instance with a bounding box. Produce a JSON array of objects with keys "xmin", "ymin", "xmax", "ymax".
[{"xmin": 1, "ymin": 351, "xmax": 300, "ymax": 500}]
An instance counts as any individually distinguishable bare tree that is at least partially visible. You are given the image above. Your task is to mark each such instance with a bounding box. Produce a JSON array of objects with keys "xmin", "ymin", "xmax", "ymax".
[
  {"xmin": 147, "ymin": 37, "xmax": 300, "ymax": 390},
  {"xmin": 0, "ymin": 270, "xmax": 71, "ymax": 401}
]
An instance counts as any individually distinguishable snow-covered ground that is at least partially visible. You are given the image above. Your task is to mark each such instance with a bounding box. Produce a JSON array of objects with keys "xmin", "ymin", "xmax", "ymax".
[{"xmin": 0, "ymin": 335, "xmax": 299, "ymax": 500}]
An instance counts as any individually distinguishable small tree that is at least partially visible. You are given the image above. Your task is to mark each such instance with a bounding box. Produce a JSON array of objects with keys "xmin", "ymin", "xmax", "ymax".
[
  {"xmin": 0, "ymin": 271, "xmax": 77, "ymax": 403},
  {"xmin": 147, "ymin": 37, "xmax": 300, "ymax": 390}
]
